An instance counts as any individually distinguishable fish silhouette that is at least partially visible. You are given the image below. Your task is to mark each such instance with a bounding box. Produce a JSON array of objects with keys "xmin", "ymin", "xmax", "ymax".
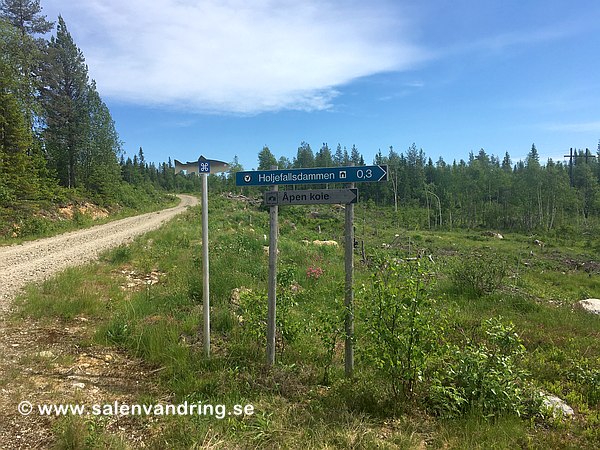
[{"xmin": 174, "ymin": 156, "xmax": 229, "ymax": 175}]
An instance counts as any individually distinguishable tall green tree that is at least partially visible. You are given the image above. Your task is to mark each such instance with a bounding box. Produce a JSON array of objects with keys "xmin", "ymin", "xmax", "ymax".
[
  {"xmin": 0, "ymin": 18, "xmax": 52, "ymax": 204},
  {"xmin": 294, "ymin": 141, "xmax": 314, "ymax": 168},
  {"xmin": 315, "ymin": 142, "xmax": 333, "ymax": 167},
  {"xmin": 40, "ymin": 15, "xmax": 89, "ymax": 188},
  {"xmin": 350, "ymin": 144, "xmax": 363, "ymax": 165},
  {"xmin": 333, "ymin": 143, "xmax": 344, "ymax": 166},
  {"xmin": 0, "ymin": 0, "xmax": 52, "ymax": 36},
  {"xmin": 80, "ymin": 80, "xmax": 121, "ymax": 198},
  {"xmin": 258, "ymin": 145, "xmax": 277, "ymax": 170}
]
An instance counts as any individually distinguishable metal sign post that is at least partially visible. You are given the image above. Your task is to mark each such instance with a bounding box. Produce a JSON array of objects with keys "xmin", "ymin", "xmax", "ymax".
[
  {"xmin": 199, "ymin": 157, "xmax": 211, "ymax": 358},
  {"xmin": 174, "ymin": 155, "xmax": 229, "ymax": 358}
]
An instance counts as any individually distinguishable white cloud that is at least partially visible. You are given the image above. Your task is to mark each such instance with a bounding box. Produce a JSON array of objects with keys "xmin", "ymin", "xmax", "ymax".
[{"xmin": 44, "ymin": 0, "xmax": 424, "ymax": 113}]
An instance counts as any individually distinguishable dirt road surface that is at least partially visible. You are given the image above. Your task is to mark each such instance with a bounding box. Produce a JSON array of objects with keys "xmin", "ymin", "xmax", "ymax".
[
  {"xmin": 0, "ymin": 194, "xmax": 198, "ymax": 312},
  {"xmin": 0, "ymin": 195, "xmax": 198, "ymax": 448}
]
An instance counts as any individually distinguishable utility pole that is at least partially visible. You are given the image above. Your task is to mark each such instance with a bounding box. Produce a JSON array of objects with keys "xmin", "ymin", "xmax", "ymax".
[{"xmin": 564, "ymin": 148, "xmax": 597, "ymax": 186}]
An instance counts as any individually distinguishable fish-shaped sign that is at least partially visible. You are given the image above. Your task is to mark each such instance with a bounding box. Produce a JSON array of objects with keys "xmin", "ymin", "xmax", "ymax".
[{"xmin": 174, "ymin": 156, "xmax": 230, "ymax": 175}]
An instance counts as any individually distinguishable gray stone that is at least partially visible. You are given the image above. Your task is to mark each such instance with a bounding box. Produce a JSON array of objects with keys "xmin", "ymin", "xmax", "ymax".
[
  {"xmin": 541, "ymin": 393, "xmax": 574, "ymax": 418},
  {"xmin": 578, "ymin": 299, "xmax": 600, "ymax": 315}
]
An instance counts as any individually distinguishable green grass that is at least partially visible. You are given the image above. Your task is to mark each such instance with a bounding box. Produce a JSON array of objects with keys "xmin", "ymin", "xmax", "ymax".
[{"xmin": 13, "ymin": 194, "xmax": 600, "ymax": 449}]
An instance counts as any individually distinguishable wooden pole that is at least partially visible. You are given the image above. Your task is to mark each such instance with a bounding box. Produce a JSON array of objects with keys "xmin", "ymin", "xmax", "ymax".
[
  {"xmin": 202, "ymin": 173, "xmax": 210, "ymax": 357},
  {"xmin": 266, "ymin": 170, "xmax": 278, "ymax": 366},
  {"xmin": 344, "ymin": 178, "xmax": 355, "ymax": 377}
]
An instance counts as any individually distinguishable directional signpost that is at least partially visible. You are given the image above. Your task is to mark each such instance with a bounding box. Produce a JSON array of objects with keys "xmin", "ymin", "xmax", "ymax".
[
  {"xmin": 264, "ymin": 188, "xmax": 358, "ymax": 206},
  {"xmin": 236, "ymin": 164, "xmax": 387, "ymax": 373},
  {"xmin": 236, "ymin": 165, "xmax": 387, "ymax": 186},
  {"xmin": 175, "ymin": 155, "xmax": 229, "ymax": 358}
]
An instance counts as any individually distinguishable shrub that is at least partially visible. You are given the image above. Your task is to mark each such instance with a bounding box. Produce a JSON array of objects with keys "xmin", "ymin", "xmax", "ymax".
[
  {"xmin": 361, "ymin": 256, "xmax": 441, "ymax": 400},
  {"xmin": 237, "ymin": 265, "xmax": 302, "ymax": 351},
  {"xmin": 449, "ymin": 252, "xmax": 509, "ymax": 296},
  {"xmin": 313, "ymin": 296, "xmax": 344, "ymax": 385},
  {"xmin": 427, "ymin": 317, "xmax": 539, "ymax": 418}
]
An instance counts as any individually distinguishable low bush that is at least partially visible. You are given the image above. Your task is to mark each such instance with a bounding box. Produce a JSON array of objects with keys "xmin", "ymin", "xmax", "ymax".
[{"xmin": 449, "ymin": 251, "xmax": 509, "ymax": 296}]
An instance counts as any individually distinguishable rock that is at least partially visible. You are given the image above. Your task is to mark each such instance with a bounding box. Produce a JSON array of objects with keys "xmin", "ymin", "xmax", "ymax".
[
  {"xmin": 482, "ymin": 231, "xmax": 503, "ymax": 239},
  {"xmin": 230, "ymin": 287, "xmax": 252, "ymax": 307},
  {"xmin": 578, "ymin": 298, "xmax": 600, "ymax": 315},
  {"xmin": 72, "ymin": 382, "xmax": 86, "ymax": 389},
  {"xmin": 37, "ymin": 351, "xmax": 55, "ymax": 359},
  {"xmin": 312, "ymin": 240, "xmax": 339, "ymax": 247},
  {"xmin": 541, "ymin": 393, "xmax": 574, "ymax": 418}
]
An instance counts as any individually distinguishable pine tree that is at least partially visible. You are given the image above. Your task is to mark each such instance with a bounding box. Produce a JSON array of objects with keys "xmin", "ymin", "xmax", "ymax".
[
  {"xmin": 258, "ymin": 145, "xmax": 277, "ymax": 170},
  {"xmin": 333, "ymin": 143, "xmax": 344, "ymax": 166},
  {"xmin": 350, "ymin": 144, "xmax": 362, "ymax": 165},
  {"xmin": 40, "ymin": 15, "xmax": 89, "ymax": 188},
  {"xmin": 294, "ymin": 141, "xmax": 314, "ymax": 168},
  {"xmin": 501, "ymin": 152, "xmax": 512, "ymax": 172},
  {"xmin": 315, "ymin": 142, "xmax": 333, "ymax": 167},
  {"xmin": 278, "ymin": 156, "xmax": 291, "ymax": 169},
  {"xmin": 526, "ymin": 143, "xmax": 540, "ymax": 168},
  {"xmin": 0, "ymin": 0, "xmax": 53, "ymax": 36},
  {"xmin": 81, "ymin": 80, "xmax": 122, "ymax": 198},
  {"xmin": 0, "ymin": 18, "xmax": 53, "ymax": 204}
]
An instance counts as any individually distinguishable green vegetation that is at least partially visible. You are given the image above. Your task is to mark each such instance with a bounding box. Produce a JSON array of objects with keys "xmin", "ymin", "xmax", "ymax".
[
  {"xmin": 15, "ymin": 194, "xmax": 600, "ymax": 448},
  {"xmin": 0, "ymin": 1, "xmax": 188, "ymax": 241},
  {"xmin": 242, "ymin": 143, "xmax": 600, "ymax": 236},
  {"xmin": 3, "ymin": 1, "xmax": 599, "ymax": 243},
  {"xmin": 2, "ymin": 1, "xmax": 599, "ymax": 447}
]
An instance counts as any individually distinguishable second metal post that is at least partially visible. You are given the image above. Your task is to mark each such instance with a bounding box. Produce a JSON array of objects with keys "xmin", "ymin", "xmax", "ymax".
[{"xmin": 202, "ymin": 173, "xmax": 210, "ymax": 357}]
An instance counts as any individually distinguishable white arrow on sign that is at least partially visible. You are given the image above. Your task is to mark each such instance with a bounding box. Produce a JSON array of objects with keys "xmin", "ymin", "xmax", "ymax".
[{"xmin": 264, "ymin": 188, "xmax": 358, "ymax": 206}]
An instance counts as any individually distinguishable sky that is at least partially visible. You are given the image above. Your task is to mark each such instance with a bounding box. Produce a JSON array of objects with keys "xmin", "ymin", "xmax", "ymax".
[{"xmin": 41, "ymin": 0, "xmax": 600, "ymax": 170}]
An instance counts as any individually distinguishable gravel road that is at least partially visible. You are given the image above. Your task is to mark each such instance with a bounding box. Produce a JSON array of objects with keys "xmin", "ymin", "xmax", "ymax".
[{"xmin": 0, "ymin": 194, "xmax": 198, "ymax": 312}]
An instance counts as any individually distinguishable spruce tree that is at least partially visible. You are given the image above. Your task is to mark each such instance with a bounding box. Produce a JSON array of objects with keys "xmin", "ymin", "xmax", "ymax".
[
  {"xmin": 40, "ymin": 15, "xmax": 89, "ymax": 188},
  {"xmin": 258, "ymin": 145, "xmax": 277, "ymax": 170}
]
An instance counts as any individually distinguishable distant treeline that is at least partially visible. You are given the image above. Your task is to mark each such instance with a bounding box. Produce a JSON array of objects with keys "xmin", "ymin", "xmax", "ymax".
[
  {"xmin": 2, "ymin": 2, "xmax": 599, "ymax": 235},
  {"xmin": 225, "ymin": 142, "xmax": 600, "ymax": 234}
]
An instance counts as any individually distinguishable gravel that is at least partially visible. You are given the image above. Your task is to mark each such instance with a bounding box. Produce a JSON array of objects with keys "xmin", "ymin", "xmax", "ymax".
[{"xmin": 0, "ymin": 194, "xmax": 198, "ymax": 313}]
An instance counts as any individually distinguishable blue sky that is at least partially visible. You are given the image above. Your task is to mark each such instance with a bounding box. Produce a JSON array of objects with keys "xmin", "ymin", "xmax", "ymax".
[{"xmin": 42, "ymin": 0, "xmax": 600, "ymax": 170}]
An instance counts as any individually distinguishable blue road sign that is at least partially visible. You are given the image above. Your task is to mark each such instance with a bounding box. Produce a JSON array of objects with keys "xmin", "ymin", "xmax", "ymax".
[
  {"xmin": 236, "ymin": 165, "xmax": 387, "ymax": 186},
  {"xmin": 198, "ymin": 156, "xmax": 211, "ymax": 174}
]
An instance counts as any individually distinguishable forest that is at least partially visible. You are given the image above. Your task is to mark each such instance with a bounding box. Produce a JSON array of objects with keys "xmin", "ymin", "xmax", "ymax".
[
  {"xmin": 2, "ymin": 0, "xmax": 600, "ymax": 238},
  {"xmin": 244, "ymin": 142, "xmax": 600, "ymax": 234},
  {"xmin": 0, "ymin": 0, "xmax": 181, "ymax": 220}
]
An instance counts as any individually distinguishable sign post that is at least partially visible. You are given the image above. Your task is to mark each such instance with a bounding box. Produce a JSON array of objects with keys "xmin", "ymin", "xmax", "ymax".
[
  {"xmin": 174, "ymin": 155, "xmax": 229, "ymax": 358},
  {"xmin": 344, "ymin": 175, "xmax": 355, "ymax": 377},
  {"xmin": 198, "ymin": 157, "xmax": 211, "ymax": 358},
  {"xmin": 266, "ymin": 167, "xmax": 278, "ymax": 366},
  {"xmin": 264, "ymin": 188, "xmax": 358, "ymax": 206},
  {"xmin": 237, "ymin": 165, "xmax": 387, "ymax": 186},
  {"xmin": 236, "ymin": 164, "xmax": 387, "ymax": 371}
]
